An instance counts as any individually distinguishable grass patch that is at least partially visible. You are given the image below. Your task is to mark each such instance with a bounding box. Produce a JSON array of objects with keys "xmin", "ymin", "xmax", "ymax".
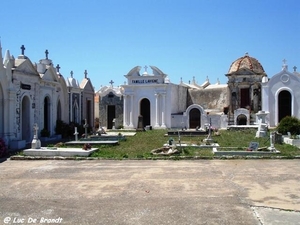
[{"xmin": 56, "ymin": 129, "xmax": 300, "ymax": 159}]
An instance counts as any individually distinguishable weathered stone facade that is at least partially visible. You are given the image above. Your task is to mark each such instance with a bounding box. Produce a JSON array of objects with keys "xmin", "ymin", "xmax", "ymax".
[
  {"xmin": 96, "ymin": 84, "xmax": 123, "ymax": 129},
  {"xmin": 187, "ymin": 86, "xmax": 230, "ymax": 113}
]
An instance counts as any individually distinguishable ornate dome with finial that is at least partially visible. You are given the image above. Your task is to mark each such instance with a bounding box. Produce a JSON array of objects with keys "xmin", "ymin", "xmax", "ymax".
[{"xmin": 227, "ymin": 53, "xmax": 265, "ymax": 75}]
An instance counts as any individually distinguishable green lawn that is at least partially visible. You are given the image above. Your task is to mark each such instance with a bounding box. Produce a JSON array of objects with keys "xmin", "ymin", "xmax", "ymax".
[{"xmin": 83, "ymin": 129, "xmax": 300, "ymax": 159}]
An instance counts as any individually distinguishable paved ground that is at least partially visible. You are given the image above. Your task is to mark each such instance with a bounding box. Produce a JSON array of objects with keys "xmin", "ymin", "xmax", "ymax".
[{"xmin": 0, "ymin": 159, "xmax": 299, "ymax": 225}]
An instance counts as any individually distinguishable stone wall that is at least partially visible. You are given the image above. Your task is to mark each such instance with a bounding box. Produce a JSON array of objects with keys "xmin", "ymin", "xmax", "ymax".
[{"xmin": 187, "ymin": 87, "xmax": 230, "ymax": 112}]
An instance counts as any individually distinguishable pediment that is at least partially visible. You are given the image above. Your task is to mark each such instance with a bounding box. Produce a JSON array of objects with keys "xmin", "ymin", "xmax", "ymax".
[
  {"xmin": 41, "ymin": 66, "xmax": 58, "ymax": 82},
  {"xmin": 80, "ymin": 78, "xmax": 94, "ymax": 92},
  {"xmin": 14, "ymin": 59, "xmax": 39, "ymax": 77}
]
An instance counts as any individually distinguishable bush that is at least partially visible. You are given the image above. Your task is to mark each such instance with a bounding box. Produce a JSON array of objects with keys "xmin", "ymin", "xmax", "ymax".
[
  {"xmin": 277, "ymin": 116, "xmax": 300, "ymax": 135},
  {"xmin": 41, "ymin": 128, "xmax": 50, "ymax": 137}
]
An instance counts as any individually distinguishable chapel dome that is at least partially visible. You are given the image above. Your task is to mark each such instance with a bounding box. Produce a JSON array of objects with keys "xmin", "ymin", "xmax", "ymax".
[{"xmin": 228, "ymin": 53, "xmax": 265, "ymax": 75}]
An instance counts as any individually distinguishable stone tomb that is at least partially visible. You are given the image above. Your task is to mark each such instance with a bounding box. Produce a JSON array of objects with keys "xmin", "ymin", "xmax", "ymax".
[
  {"xmin": 23, "ymin": 147, "xmax": 98, "ymax": 157},
  {"xmin": 65, "ymin": 140, "xmax": 119, "ymax": 146}
]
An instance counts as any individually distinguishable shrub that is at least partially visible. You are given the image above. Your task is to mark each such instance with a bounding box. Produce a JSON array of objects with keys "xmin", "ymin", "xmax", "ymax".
[
  {"xmin": 0, "ymin": 138, "xmax": 7, "ymax": 157},
  {"xmin": 277, "ymin": 116, "xmax": 300, "ymax": 135},
  {"xmin": 41, "ymin": 128, "xmax": 50, "ymax": 137}
]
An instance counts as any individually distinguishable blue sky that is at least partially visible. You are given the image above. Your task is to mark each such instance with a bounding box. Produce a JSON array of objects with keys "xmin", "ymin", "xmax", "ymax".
[{"xmin": 1, "ymin": 0, "xmax": 299, "ymax": 89}]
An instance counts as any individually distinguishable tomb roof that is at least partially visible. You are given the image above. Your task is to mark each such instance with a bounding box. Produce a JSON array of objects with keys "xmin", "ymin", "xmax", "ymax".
[{"xmin": 227, "ymin": 53, "xmax": 265, "ymax": 75}]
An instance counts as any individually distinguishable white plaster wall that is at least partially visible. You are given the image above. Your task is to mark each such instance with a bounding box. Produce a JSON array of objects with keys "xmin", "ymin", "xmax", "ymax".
[{"xmin": 266, "ymin": 70, "xmax": 300, "ymax": 127}]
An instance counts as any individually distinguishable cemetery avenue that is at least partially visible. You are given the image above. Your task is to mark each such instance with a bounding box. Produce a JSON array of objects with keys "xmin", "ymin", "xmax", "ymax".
[{"xmin": 0, "ymin": 160, "xmax": 299, "ymax": 224}]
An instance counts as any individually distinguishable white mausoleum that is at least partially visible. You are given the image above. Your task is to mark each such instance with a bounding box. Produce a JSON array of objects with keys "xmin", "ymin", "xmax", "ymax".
[{"xmin": 122, "ymin": 66, "xmax": 187, "ymax": 129}]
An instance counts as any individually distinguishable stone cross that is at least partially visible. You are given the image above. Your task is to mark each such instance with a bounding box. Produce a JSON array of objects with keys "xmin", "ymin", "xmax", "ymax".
[
  {"xmin": 84, "ymin": 70, "xmax": 88, "ymax": 78},
  {"xmin": 45, "ymin": 49, "xmax": 49, "ymax": 59},
  {"xmin": 20, "ymin": 45, "xmax": 25, "ymax": 55},
  {"xmin": 144, "ymin": 65, "xmax": 148, "ymax": 72},
  {"xmin": 208, "ymin": 118, "xmax": 212, "ymax": 137},
  {"xmin": 70, "ymin": 71, "xmax": 73, "ymax": 78},
  {"xmin": 56, "ymin": 64, "xmax": 60, "ymax": 73},
  {"xmin": 109, "ymin": 80, "xmax": 114, "ymax": 86},
  {"xmin": 74, "ymin": 127, "xmax": 79, "ymax": 141},
  {"xmin": 283, "ymin": 59, "xmax": 287, "ymax": 65},
  {"xmin": 31, "ymin": 123, "xmax": 41, "ymax": 149},
  {"xmin": 33, "ymin": 123, "xmax": 39, "ymax": 138},
  {"xmin": 83, "ymin": 119, "xmax": 88, "ymax": 139}
]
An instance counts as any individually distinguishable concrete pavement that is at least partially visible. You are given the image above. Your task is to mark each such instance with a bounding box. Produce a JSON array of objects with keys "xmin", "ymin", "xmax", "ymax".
[{"xmin": 0, "ymin": 159, "xmax": 299, "ymax": 225}]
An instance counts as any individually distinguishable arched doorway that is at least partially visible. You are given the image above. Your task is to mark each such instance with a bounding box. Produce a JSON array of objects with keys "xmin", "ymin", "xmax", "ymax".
[
  {"xmin": 189, "ymin": 108, "xmax": 200, "ymax": 128},
  {"xmin": 22, "ymin": 96, "xmax": 30, "ymax": 142},
  {"xmin": 278, "ymin": 90, "xmax": 291, "ymax": 122},
  {"xmin": 237, "ymin": 114, "xmax": 247, "ymax": 125},
  {"xmin": 140, "ymin": 98, "xmax": 150, "ymax": 126},
  {"xmin": 44, "ymin": 96, "xmax": 50, "ymax": 131}
]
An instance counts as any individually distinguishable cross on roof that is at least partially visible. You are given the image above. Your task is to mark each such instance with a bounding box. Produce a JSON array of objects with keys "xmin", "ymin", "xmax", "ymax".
[
  {"xmin": 283, "ymin": 59, "xmax": 287, "ymax": 65},
  {"xmin": 109, "ymin": 80, "xmax": 114, "ymax": 86},
  {"xmin": 144, "ymin": 65, "xmax": 148, "ymax": 72},
  {"xmin": 293, "ymin": 66, "xmax": 297, "ymax": 72},
  {"xmin": 84, "ymin": 70, "xmax": 88, "ymax": 78},
  {"xmin": 45, "ymin": 49, "xmax": 49, "ymax": 59},
  {"xmin": 20, "ymin": 45, "xmax": 25, "ymax": 55},
  {"xmin": 56, "ymin": 64, "xmax": 60, "ymax": 73},
  {"xmin": 70, "ymin": 71, "xmax": 73, "ymax": 78}
]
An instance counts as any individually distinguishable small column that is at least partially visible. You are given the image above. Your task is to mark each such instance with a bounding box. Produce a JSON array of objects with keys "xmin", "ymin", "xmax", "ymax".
[
  {"xmin": 129, "ymin": 95, "xmax": 134, "ymax": 127},
  {"xmin": 123, "ymin": 95, "xmax": 128, "ymax": 126},
  {"xmin": 268, "ymin": 132, "xmax": 277, "ymax": 152},
  {"xmin": 74, "ymin": 127, "xmax": 79, "ymax": 141},
  {"xmin": 161, "ymin": 93, "xmax": 166, "ymax": 128},
  {"xmin": 154, "ymin": 93, "xmax": 160, "ymax": 127}
]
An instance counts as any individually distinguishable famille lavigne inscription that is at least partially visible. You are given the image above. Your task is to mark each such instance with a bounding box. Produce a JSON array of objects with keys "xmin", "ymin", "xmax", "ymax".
[{"xmin": 132, "ymin": 79, "xmax": 158, "ymax": 84}]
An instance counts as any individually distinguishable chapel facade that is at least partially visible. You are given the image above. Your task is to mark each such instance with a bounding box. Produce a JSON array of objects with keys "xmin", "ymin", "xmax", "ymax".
[{"xmin": 262, "ymin": 61, "xmax": 300, "ymax": 127}]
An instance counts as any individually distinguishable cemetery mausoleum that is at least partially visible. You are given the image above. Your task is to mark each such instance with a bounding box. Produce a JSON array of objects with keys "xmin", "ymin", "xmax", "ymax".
[
  {"xmin": 0, "ymin": 42, "xmax": 95, "ymax": 149},
  {"xmin": 96, "ymin": 54, "xmax": 300, "ymax": 131}
]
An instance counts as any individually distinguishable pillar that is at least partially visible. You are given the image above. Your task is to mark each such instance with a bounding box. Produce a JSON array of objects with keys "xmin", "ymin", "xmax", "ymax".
[
  {"xmin": 129, "ymin": 94, "xmax": 134, "ymax": 128},
  {"xmin": 123, "ymin": 94, "xmax": 128, "ymax": 126},
  {"xmin": 161, "ymin": 93, "xmax": 166, "ymax": 128},
  {"xmin": 154, "ymin": 93, "xmax": 160, "ymax": 127}
]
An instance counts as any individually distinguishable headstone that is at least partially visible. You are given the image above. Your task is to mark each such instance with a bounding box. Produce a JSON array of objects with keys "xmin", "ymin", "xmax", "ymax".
[
  {"xmin": 274, "ymin": 132, "xmax": 282, "ymax": 144},
  {"xmin": 31, "ymin": 123, "xmax": 41, "ymax": 149},
  {"xmin": 136, "ymin": 115, "xmax": 144, "ymax": 131},
  {"xmin": 74, "ymin": 127, "xmax": 79, "ymax": 141},
  {"xmin": 248, "ymin": 142, "xmax": 259, "ymax": 151}
]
